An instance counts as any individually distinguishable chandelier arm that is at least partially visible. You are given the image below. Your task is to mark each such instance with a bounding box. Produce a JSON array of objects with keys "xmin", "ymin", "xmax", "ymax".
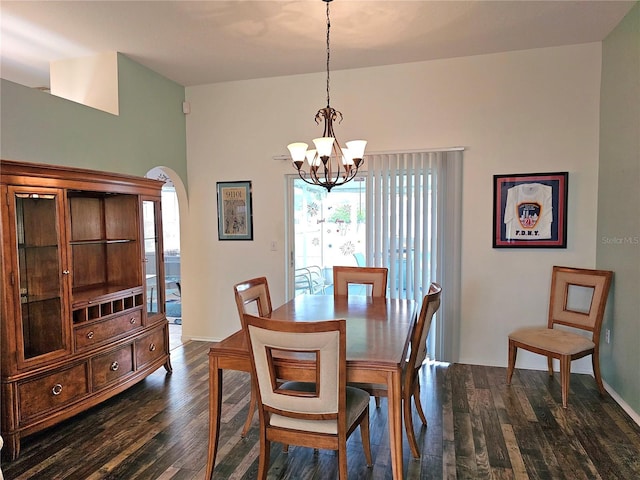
[{"xmin": 297, "ymin": 170, "xmax": 319, "ymax": 188}]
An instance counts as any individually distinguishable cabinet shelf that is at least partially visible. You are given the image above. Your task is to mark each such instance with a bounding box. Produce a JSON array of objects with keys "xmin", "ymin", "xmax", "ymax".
[
  {"xmin": 20, "ymin": 293, "xmax": 61, "ymax": 304},
  {"xmin": 72, "ymin": 287, "xmax": 143, "ymax": 324},
  {"xmin": 18, "ymin": 243, "xmax": 59, "ymax": 249},
  {"xmin": 72, "ymin": 284, "xmax": 142, "ymax": 306},
  {"xmin": 70, "ymin": 239, "xmax": 135, "ymax": 245}
]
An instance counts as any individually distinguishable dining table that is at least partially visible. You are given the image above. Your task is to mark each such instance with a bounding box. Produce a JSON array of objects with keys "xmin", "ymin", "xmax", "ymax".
[{"xmin": 205, "ymin": 294, "xmax": 418, "ymax": 480}]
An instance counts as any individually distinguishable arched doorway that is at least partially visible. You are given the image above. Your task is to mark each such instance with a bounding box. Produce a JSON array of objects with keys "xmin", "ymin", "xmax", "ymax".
[{"xmin": 146, "ymin": 167, "xmax": 186, "ymax": 350}]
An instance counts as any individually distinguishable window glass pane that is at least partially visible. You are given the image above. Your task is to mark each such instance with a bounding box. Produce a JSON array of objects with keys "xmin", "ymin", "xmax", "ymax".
[
  {"xmin": 293, "ymin": 177, "xmax": 366, "ymax": 296},
  {"xmin": 143, "ymin": 200, "xmax": 159, "ymax": 314},
  {"xmin": 15, "ymin": 193, "xmax": 64, "ymax": 358}
]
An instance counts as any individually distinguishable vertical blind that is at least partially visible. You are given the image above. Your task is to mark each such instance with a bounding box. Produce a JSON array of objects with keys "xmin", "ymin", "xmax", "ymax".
[{"xmin": 365, "ymin": 149, "xmax": 463, "ymax": 362}]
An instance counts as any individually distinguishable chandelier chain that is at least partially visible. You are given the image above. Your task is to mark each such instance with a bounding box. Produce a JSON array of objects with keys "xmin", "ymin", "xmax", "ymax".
[{"xmin": 326, "ymin": 0, "xmax": 331, "ymax": 107}]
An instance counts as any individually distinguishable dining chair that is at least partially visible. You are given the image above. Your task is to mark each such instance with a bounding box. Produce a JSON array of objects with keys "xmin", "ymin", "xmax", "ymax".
[
  {"xmin": 351, "ymin": 282, "xmax": 441, "ymax": 458},
  {"xmin": 506, "ymin": 266, "xmax": 613, "ymax": 408},
  {"xmin": 333, "ymin": 265, "xmax": 389, "ymax": 408},
  {"xmin": 243, "ymin": 314, "xmax": 373, "ymax": 479},
  {"xmin": 333, "ymin": 265, "xmax": 388, "ymax": 298},
  {"xmin": 234, "ymin": 276, "xmax": 273, "ymax": 319},
  {"xmin": 233, "ymin": 276, "xmax": 273, "ymax": 437}
]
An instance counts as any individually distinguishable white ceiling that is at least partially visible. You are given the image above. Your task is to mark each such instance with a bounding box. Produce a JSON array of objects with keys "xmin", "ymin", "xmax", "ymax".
[{"xmin": 1, "ymin": 0, "xmax": 635, "ymax": 89}]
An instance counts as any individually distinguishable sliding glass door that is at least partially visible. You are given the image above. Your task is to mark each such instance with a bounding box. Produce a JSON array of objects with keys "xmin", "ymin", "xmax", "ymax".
[{"xmin": 287, "ymin": 176, "xmax": 366, "ymax": 298}]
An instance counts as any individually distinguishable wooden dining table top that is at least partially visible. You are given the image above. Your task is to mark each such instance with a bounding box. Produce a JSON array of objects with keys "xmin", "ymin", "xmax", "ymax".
[
  {"xmin": 212, "ymin": 294, "xmax": 417, "ymax": 368},
  {"xmin": 212, "ymin": 295, "xmax": 417, "ymax": 358}
]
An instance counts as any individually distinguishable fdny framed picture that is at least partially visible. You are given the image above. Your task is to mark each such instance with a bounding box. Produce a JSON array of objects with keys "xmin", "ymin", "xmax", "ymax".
[
  {"xmin": 216, "ymin": 181, "xmax": 253, "ymax": 240},
  {"xmin": 493, "ymin": 172, "xmax": 568, "ymax": 248}
]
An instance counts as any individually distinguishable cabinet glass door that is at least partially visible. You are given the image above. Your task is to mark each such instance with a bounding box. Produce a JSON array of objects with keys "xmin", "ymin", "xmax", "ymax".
[
  {"xmin": 143, "ymin": 199, "xmax": 163, "ymax": 317},
  {"xmin": 13, "ymin": 189, "xmax": 68, "ymax": 360}
]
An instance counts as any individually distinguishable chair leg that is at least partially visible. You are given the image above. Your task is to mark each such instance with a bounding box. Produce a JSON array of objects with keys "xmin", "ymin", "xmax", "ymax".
[
  {"xmin": 360, "ymin": 408, "xmax": 373, "ymax": 467},
  {"xmin": 375, "ymin": 396, "xmax": 381, "ymax": 408},
  {"xmin": 241, "ymin": 388, "xmax": 257, "ymax": 437},
  {"xmin": 559, "ymin": 355, "xmax": 571, "ymax": 408},
  {"xmin": 257, "ymin": 434, "xmax": 270, "ymax": 480},
  {"xmin": 404, "ymin": 384, "xmax": 421, "ymax": 459},
  {"xmin": 337, "ymin": 436, "xmax": 348, "ymax": 480},
  {"xmin": 413, "ymin": 381, "xmax": 427, "ymax": 427},
  {"xmin": 547, "ymin": 356, "xmax": 554, "ymax": 377},
  {"xmin": 506, "ymin": 341, "xmax": 517, "ymax": 385},
  {"xmin": 592, "ymin": 351, "xmax": 606, "ymax": 395}
]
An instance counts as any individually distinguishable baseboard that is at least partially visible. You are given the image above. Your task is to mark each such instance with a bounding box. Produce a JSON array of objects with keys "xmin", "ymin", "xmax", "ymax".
[
  {"xmin": 603, "ymin": 380, "xmax": 640, "ymax": 427},
  {"xmin": 185, "ymin": 335, "xmax": 220, "ymax": 343}
]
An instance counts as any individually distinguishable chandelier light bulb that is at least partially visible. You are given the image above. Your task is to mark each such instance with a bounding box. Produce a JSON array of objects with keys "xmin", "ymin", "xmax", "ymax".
[
  {"xmin": 345, "ymin": 140, "xmax": 367, "ymax": 160},
  {"xmin": 287, "ymin": 142, "xmax": 309, "ymax": 166},
  {"xmin": 305, "ymin": 149, "xmax": 318, "ymax": 167},
  {"xmin": 312, "ymin": 137, "xmax": 335, "ymax": 158}
]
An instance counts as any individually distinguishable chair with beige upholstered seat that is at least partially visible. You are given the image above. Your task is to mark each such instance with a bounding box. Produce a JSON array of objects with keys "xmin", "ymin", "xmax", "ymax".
[
  {"xmin": 506, "ymin": 266, "xmax": 613, "ymax": 408},
  {"xmin": 351, "ymin": 282, "xmax": 442, "ymax": 458},
  {"xmin": 233, "ymin": 277, "xmax": 273, "ymax": 437},
  {"xmin": 243, "ymin": 314, "xmax": 373, "ymax": 480},
  {"xmin": 333, "ymin": 265, "xmax": 388, "ymax": 298}
]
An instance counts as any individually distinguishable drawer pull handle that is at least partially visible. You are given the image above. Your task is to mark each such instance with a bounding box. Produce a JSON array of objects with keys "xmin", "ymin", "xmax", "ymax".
[
  {"xmin": 52, "ymin": 383, "xmax": 63, "ymax": 396},
  {"xmin": 130, "ymin": 317, "xmax": 136, "ymax": 325},
  {"xmin": 86, "ymin": 331, "xmax": 94, "ymax": 339},
  {"xmin": 110, "ymin": 361, "xmax": 119, "ymax": 371},
  {"xmin": 149, "ymin": 343, "xmax": 156, "ymax": 352},
  {"xmin": 62, "ymin": 270, "xmax": 70, "ymax": 275}
]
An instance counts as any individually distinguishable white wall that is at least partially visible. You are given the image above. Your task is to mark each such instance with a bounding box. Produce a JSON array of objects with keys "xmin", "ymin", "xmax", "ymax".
[{"xmin": 184, "ymin": 43, "xmax": 602, "ymax": 372}]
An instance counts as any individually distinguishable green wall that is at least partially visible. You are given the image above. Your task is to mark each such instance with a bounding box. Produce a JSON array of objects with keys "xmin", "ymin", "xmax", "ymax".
[
  {"xmin": 0, "ymin": 53, "xmax": 187, "ymax": 185},
  {"xmin": 598, "ymin": 1, "xmax": 640, "ymax": 414}
]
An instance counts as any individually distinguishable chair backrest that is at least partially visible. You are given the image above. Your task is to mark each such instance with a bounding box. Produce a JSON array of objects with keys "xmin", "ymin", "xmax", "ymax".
[
  {"xmin": 333, "ymin": 266, "xmax": 388, "ymax": 298},
  {"xmin": 243, "ymin": 314, "xmax": 346, "ymax": 430},
  {"xmin": 548, "ymin": 266, "xmax": 613, "ymax": 338},
  {"xmin": 233, "ymin": 277, "xmax": 273, "ymax": 320},
  {"xmin": 408, "ymin": 283, "xmax": 442, "ymax": 371}
]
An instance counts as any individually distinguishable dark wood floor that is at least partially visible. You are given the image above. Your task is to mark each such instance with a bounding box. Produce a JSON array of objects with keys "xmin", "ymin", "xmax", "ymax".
[{"xmin": 3, "ymin": 340, "xmax": 640, "ymax": 480}]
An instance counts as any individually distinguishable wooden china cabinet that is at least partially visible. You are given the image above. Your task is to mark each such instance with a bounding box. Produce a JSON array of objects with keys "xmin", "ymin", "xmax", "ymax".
[{"xmin": 0, "ymin": 160, "xmax": 172, "ymax": 459}]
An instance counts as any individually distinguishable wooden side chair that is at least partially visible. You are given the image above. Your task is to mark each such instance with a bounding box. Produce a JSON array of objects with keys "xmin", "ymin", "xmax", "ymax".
[
  {"xmin": 234, "ymin": 276, "xmax": 273, "ymax": 318},
  {"xmin": 233, "ymin": 277, "xmax": 273, "ymax": 437},
  {"xmin": 243, "ymin": 314, "xmax": 373, "ymax": 480},
  {"xmin": 507, "ymin": 266, "xmax": 613, "ymax": 408},
  {"xmin": 351, "ymin": 282, "xmax": 442, "ymax": 458},
  {"xmin": 333, "ymin": 265, "xmax": 388, "ymax": 298}
]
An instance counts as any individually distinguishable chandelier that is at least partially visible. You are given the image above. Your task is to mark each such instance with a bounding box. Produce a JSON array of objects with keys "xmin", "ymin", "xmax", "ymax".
[{"xmin": 287, "ymin": 0, "xmax": 366, "ymax": 193}]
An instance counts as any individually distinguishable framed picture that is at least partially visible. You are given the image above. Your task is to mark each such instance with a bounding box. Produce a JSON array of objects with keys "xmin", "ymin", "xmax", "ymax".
[
  {"xmin": 493, "ymin": 172, "xmax": 568, "ymax": 248},
  {"xmin": 216, "ymin": 181, "xmax": 253, "ymax": 241}
]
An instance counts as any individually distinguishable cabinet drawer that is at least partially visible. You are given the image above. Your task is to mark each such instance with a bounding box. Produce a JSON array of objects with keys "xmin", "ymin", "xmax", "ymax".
[
  {"xmin": 92, "ymin": 344, "xmax": 134, "ymax": 390},
  {"xmin": 136, "ymin": 326, "xmax": 166, "ymax": 369},
  {"xmin": 19, "ymin": 363, "xmax": 89, "ymax": 422},
  {"xmin": 75, "ymin": 309, "xmax": 142, "ymax": 350}
]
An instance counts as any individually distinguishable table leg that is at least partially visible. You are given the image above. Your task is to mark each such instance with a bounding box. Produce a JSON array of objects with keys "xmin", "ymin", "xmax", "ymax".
[
  {"xmin": 205, "ymin": 355, "xmax": 223, "ymax": 479},
  {"xmin": 387, "ymin": 367, "xmax": 404, "ymax": 480}
]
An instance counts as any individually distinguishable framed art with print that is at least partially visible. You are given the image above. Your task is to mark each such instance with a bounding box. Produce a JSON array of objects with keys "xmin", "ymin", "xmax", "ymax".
[
  {"xmin": 493, "ymin": 172, "xmax": 568, "ymax": 248},
  {"xmin": 216, "ymin": 181, "xmax": 253, "ymax": 241}
]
